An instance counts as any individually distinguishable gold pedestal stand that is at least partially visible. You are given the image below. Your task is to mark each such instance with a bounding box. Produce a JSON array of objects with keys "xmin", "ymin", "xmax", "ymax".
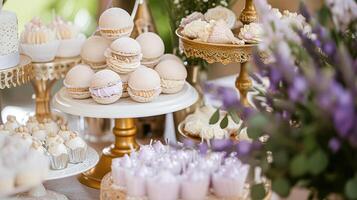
[
  {"xmin": 31, "ymin": 57, "xmax": 81, "ymax": 122},
  {"xmin": 78, "ymin": 118, "xmax": 139, "ymax": 189},
  {"xmin": 0, "ymin": 55, "xmax": 33, "ymax": 123}
]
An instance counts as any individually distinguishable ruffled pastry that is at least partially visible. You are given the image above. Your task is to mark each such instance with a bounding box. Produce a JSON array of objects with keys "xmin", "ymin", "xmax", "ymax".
[
  {"xmin": 21, "ymin": 18, "xmax": 56, "ymax": 44},
  {"xmin": 182, "ymin": 19, "xmax": 212, "ymax": 42},
  {"xmin": 238, "ymin": 22, "xmax": 264, "ymax": 43},
  {"xmin": 204, "ymin": 6, "xmax": 237, "ymax": 29},
  {"xmin": 180, "ymin": 12, "xmax": 204, "ymax": 28},
  {"xmin": 207, "ymin": 20, "xmax": 245, "ymax": 44}
]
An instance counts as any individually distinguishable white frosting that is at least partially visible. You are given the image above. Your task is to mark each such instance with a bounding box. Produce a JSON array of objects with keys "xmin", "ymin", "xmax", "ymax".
[
  {"xmin": 48, "ymin": 142, "xmax": 68, "ymax": 156},
  {"xmin": 65, "ymin": 136, "xmax": 86, "ymax": 149},
  {"xmin": 44, "ymin": 120, "xmax": 59, "ymax": 135},
  {"xmin": 58, "ymin": 130, "xmax": 72, "ymax": 141},
  {"xmin": 32, "ymin": 129, "xmax": 47, "ymax": 141},
  {"xmin": 46, "ymin": 135, "xmax": 63, "ymax": 147},
  {"xmin": 184, "ymin": 119, "xmax": 205, "ymax": 136}
]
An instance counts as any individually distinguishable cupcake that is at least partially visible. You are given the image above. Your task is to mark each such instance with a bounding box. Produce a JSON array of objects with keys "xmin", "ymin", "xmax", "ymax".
[
  {"xmin": 105, "ymin": 37, "xmax": 142, "ymax": 74},
  {"xmin": 31, "ymin": 124, "xmax": 47, "ymax": 142},
  {"xmin": 160, "ymin": 53, "xmax": 182, "ymax": 63},
  {"xmin": 26, "ymin": 116, "xmax": 39, "ymax": 133},
  {"xmin": 64, "ymin": 64, "xmax": 95, "ymax": 99},
  {"xmin": 48, "ymin": 140, "xmax": 69, "ymax": 170},
  {"xmin": 4, "ymin": 115, "xmax": 20, "ymax": 133},
  {"xmin": 136, "ymin": 32, "xmax": 165, "ymax": 68},
  {"xmin": 212, "ymin": 165, "xmax": 250, "ymax": 198},
  {"xmin": 20, "ymin": 18, "xmax": 59, "ymax": 62},
  {"xmin": 111, "ymin": 154, "xmax": 133, "ymax": 187},
  {"xmin": 43, "ymin": 118, "xmax": 60, "ymax": 135},
  {"xmin": 125, "ymin": 165, "xmax": 153, "ymax": 198},
  {"xmin": 31, "ymin": 139, "xmax": 46, "ymax": 154},
  {"xmin": 128, "ymin": 66, "xmax": 161, "ymax": 103},
  {"xmin": 0, "ymin": 125, "xmax": 11, "ymax": 136},
  {"xmin": 65, "ymin": 133, "xmax": 87, "ymax": 163},
  {"xmin": 147, "ymin": 170, "xmax": 180, "ymax": 200},
  {"xmin": 16, "ymin": 152, "xmax": 49, "ymax": 187},
  {"xmin": 80, "ymin": 35, "xmax": 111, "ymax": 70},
  {"xmin": 58, "ymin": 125, "xmax": 72, "ymax": 141},
  {"xmin": 0, "ymin": 167, "xmax": 15, "ymax": 194},
  {"xmin": 89, "ymin": 69, "xmax": 123, "ymax": 104},
  {"xmin": 46, "ymin": 133, "xmax": 64, "ymax": 148},
  {"xmin": 50, "ymin": 16, "xmax": 86, "ymax": 57},
  {"xmin": 99, "ymin": 8, "xmax": 134, "ymax": 40},
  {"xmin": 155, "ymin": 59, "xmax": 187, "ymax": 94},
  {"xmin": 181, "ymin": 170, "xmax": 210, "ymax": 200}
]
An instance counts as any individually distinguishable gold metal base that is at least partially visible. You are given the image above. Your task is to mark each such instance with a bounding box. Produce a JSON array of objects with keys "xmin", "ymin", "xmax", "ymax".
[
  {"xmin": 236, "ymin": 62, "xmax": 253, "ymax": 107},
  {"xmin": 78, "ymin": 118, "xmax": 139, "ymax": 189}
]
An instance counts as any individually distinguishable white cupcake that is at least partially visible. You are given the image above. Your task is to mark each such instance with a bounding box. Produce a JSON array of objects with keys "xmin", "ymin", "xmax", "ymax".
[
  {"xmin": 147, "ymin": 171, "xmax": 180, "ymax": 200},
  {"xmin": 181, "ymin": 170, "xmax": 210, "ymax": 200},
  {"xmin": 0, "ymin": 125, "xmax": 11, "ymax": 136},
  {"xmin": 43, "ymin": 118, "xmax": 60, "ymax": 135},
  {"xmin": 31, "ymin": 124, "xmax": 47, "ymax": 142},
  {"xmin": 4, "ymin": 115, "xmax": 20, "ymax": 133},
  {"xmin": 20, "ymin": 18, "xmax": 59, "ymax": 62},
  {"xmin": 26, "ymin": 116, "xmax": 39, "ymax": 133},
  {"xmin": 50, "ymin": 16, "xmax": 86, "ymax": 58},
  {"xmin": 111, "ymin": 154, "xmax": 133, "ymax": 188},
  {"xmin": 125, "ymin": 165, "xmax": 153, "ymax": 198},
  {"xmin": 46, "ymin": 133, "xmax": 64, "ymax": 148},
  {"xmin": 31, "ymin": 139, "xmax": 46, "ymax": 154},
  {"xmin": 65, "ymin": 133, "xmax": 87, "ymax": 163},
  {"xmin": 48, "ymin": 141, "xmax": 69, "ymax": 170},
  {"xmin": 58, "ymin": 125, "xmax": 72, "ymax": 141}
]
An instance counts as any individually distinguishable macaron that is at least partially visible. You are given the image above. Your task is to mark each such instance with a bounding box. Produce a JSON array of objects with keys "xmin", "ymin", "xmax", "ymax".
[
  {"xmin": 99, "ymin": 8, "xmax": 134, "ymax": 40},
  {"xmin": 135, "ymin": 32, "xmax": 165, "ymax": 68},
  {"xmin": 89, "ymin": 69, "xmax": 123, "ymax": 104},
  {"xmin": 160, "ymin": 53, "xmax": 182, "ymax": 63},
  {"xmin": 155, "ymin": 59, "xmax": 187, "ymax": 94},
  {"xmin": 128, "ymin": 66, "xmax": 161, "ymax": 103},
  {"xmin": 64, "ymin": 64, "xmax": 95, "ymax": 99},
  {"xmin": 105, "ymin": 37, "xmax": 142, "ymax": 74},
  {"xmin": 80, "ymin": 35, "xmax": 111, "ymax": 70}
]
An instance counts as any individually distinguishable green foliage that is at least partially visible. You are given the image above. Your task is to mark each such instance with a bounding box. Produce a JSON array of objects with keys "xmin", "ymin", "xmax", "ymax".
[
  {"xmin": 290, "ymin": 154, "xmax": 308, "ymax": 177},
  {"xmin": 272, "ymin": 178, "xmax": 291, "ymax": 197},
  {"xmin": 307, "ymin": 150, "xmax": 328, "ymax": 175},
  {"xmin": 247, "ymin": 115, "xmax": 268, "ymax": 140},
  {"xmin": 220, "ymin": 114, "xmax": 229, "ymax": 129},
  {"xmin": 345, "ymin": 175, "xmax": 357, "ymax": 199},
  {"xmin": 251, "ymin": 183, "xmax": 266, "ymax": 200},
  {"xmin": 209, "ymin": 108, "xmax": 220, "ymax": 125}
]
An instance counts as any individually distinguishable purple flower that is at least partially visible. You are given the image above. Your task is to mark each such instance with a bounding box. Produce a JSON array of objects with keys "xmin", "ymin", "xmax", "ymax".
[
  {"xmin": 333, "ymin": 91, "xmax": 355, "ymax": 137},
  {"xmin": 211, "ymin": 139, "xmax": 233, "ymax": 151},
  {"xmin": 322, "ymin": 42, "xmax": 337, "ymax": 57},
  {"xmin": 198, "ymin": 143, "xmax": 208, "ymax": 155},
  {"xmin": 236, "ymin": 140, "xmax": 253, "ymax": 156},
  {"xmin": 288, "ymin": 76, "xmax": 307, "ymax": 102},
  {"xmin": 328, "ymin": 137, "xmax": 341, "ymax": 153}
]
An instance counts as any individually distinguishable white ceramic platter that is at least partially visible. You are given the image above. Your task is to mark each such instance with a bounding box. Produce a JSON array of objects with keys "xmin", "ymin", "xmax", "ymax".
[{"xmin": 53, "ymin": 82, "xmax": 199, "ymax": 118}]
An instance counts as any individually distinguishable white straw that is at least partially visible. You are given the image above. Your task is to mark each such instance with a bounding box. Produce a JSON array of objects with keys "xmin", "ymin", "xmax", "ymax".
[{"xmin": 131, "ymin": 0, "xmax": 143, "ymax": 20}]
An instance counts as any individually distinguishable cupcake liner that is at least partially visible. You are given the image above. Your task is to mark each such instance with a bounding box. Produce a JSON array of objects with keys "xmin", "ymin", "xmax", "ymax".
[
  {"xmin": 68, "ymin": 146, "xmax": 87, "ymax": 164},
  {"xmin": 56, "ymin": 33, "xmax": 86, "ymax": 58},
  {"xmin": 49, "ymin": 153, "xmax": 69, "ymax": 170},
  {"xmin": 21, "ymin": 40, "xmax": 60, "ymax": 62}
]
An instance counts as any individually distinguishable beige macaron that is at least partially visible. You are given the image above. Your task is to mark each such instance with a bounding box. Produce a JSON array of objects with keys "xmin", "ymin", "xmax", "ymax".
[
  {"xmin": 99, "ymin": 8, "xmax": 134, "ymax": 40},
  {"xmin": 105, "ymin": 37, "xmax": 142, "ymax": 74},
  {"xmin": 155, "ymin": 59, "xmax": 187, "ymax": 94},
  {"xmin": 89, "ymin": 69, "xmax": 123, "ymax": 104},
  {"xmin": 135, "ymin": 32, "xmax": 165, "ymax": 68},
  {"xmin": 64, "ymin": 64, "xmax": 95, "ymax": 99},
  {"xmin": 160, "ymin": 54, "xmax": 182, "ymax": 63},
  {"xmin": 128, "ymin": 66, "xmax": 161, "ymax": 103},
  {"xmin": 80, "ymin": 36, "xmax": 111, "ymax": 70}
]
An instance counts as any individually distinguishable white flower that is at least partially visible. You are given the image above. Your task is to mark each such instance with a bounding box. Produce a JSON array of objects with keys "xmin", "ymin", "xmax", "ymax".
[{"xmin": 325, "ymin": 0, "xmax": 357, "ymax": 30}]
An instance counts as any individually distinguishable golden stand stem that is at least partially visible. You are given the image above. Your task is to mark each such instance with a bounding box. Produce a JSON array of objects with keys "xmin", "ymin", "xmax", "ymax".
[
  {"xmin": 240, "ymin": 0, "xmax": 257, "ymax": 24},
  {"xmin": 236, "ymin": 62, "xmax": 253, "ymax": 107},
  {"xmin": 78, "ymin": 118, "xmax": 139, "ymax": 189},
  {"xmin": 32, "ymin": 79, "xmax": 56, "ymax": 122}
]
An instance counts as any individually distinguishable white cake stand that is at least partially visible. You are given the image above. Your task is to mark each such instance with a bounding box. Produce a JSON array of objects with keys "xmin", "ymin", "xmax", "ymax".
[
  {"xmin": 13, "ymin": 147, "xmax": 99, "ymax": 200},
  {"xmin": 53, "ymin": 82, "xmax": 199, "ymax": 189}
]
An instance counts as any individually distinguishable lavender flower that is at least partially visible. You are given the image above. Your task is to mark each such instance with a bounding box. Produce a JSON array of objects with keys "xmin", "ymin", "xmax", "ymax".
[{"xmin": 328, "ymin": 137, "xmax": 341, "ymax": 153}]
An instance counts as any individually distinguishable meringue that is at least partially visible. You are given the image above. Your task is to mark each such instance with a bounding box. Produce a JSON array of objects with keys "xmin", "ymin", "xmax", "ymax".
[
  {"xmin": 180, "ymin": 12, "xmax": 204, "ymax": 28},
  {"xmin": 204, "ymin": 6, "xmax": 237, "ymax": 29},
  {"xmin": 238, "ymin": 22, "xmax": 264, "ymax": 43}
]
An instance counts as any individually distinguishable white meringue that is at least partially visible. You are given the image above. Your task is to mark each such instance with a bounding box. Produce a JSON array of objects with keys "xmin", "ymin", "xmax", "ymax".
[
  {"xmin": 204, "ymin": 6, "xmax": 237, "ymax": 29},
  {"xmin": 238, "ymin": 22, "xmax": 264, "ymax": 43}
]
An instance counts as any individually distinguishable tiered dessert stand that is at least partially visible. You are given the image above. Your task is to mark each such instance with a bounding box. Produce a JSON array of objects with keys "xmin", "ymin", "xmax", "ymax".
[
  {"xmin": 14, "ymin": 147, "xmax": 99, "ymax": 200},
  {"xmin": 53, "ymin": 83, "xmax": 199, "ymax": 189},
  {"xmin": 0, "ymin": 55, "xmax": 33, "ymax": 122},
  {"xmin": 31, "ymin": 56, "xmax": 81, "ymax": 122},
  {"xmin": 177, "ymin": 0, "xmax": 258, "ymax": 107}
]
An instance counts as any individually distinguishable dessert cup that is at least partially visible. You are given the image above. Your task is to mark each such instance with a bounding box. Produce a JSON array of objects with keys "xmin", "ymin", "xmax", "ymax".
[
  {"xmin": 48, "ymin": 142, "xmax": 69, "ymax": 170},
  {"xmin": 65, "ymin": 134, "xmax": 87, "ymax": 163},
  {"xmin": 147, "ymin": 171, "xmax": 180, "ymax": 200},
  {"xmin": 21, "ymin": 40, "xmax": 60, "ymax": 62},
  {"xmin": 56, "ymin": 33, "xmax": 86, "ymax": 57}
]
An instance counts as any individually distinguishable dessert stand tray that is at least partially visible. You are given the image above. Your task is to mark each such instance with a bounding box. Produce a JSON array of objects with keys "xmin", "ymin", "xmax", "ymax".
[
  {"xmin": 12, "ymin": 147, "xmax": 99, "ymax": 200},
  {"xmin": 0, "ymin": 55, "xmax": 33, "ymax": 89},
  {"xmin": 53, "ymin": 82, "xmax": 199, "ymax": 118}
]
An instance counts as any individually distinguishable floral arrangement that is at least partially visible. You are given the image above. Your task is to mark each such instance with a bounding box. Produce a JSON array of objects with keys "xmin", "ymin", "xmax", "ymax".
[{"xmin": 205, "ymin": 0, "xmax": 357, "ymax": 199}]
